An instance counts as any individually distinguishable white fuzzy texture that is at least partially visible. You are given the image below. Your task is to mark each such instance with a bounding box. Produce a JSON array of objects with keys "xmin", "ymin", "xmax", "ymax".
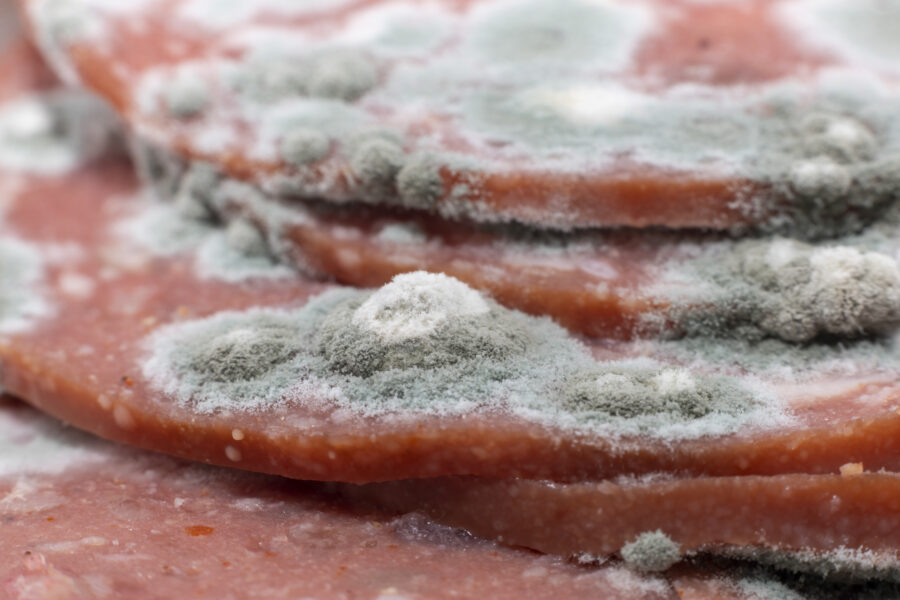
[
  {"xmin": 352, "ymin": 272, "xmax": 490, "ymax": 343},
  {"xmin": 652, "ymin": 368, "xmax": 697, "ymax": 395},
  {"xmin": 520, "ymin": 84, "xmax": 649, "ymax": 127},
  {"xmin": 810, "ymin": 246, "xmax": 899, "ymax": 287},
  {"xmin": 764, "ymin": 238, "xmax": 803, "ymax": 270},
  {"xmin": 0, "ymin": 237, "xmax": 50, "ymax": 334},
  {"xmin": 593, "ymin": 373, "xmax": 632, "ymax": 394},
  {"xmin": 0, "ymin": 401, "xmax": 107, "ymax": 477},
  {"xmin": 788, "ymin": 158, "xmax": 851, "ymax": 197},
  {"xmin": 195, "ymin": 231, "xmax": 294, "ymax": 283},
  {"xmin": 116, "ymin": 200, "xmax": 293, "ymax": 283}
]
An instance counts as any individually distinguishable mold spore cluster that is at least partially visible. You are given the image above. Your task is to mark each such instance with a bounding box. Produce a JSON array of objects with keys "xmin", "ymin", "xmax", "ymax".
[
  {"xmin": 144, "ymin": 272, "xmax": 786, "ymax": 441},
  {"xmin": 136, "ymin": 46, "xmax": 455, "ymax": 212},
  {"xmin": 145, "ymin": 309, "xmax": 309, "ymax": 413},
  {"xmin": 619, "ymin": 531, "xmax": 681, "ymax": 573},
  {"xmin": 681, "ymin": 239, "xmax": 900, "ymax": 344},
  {"xmin": 314, "ymin": 272, "xmax": 527, "ymax": 378},
  {"xmin": 117, "ymin": 153, "xmax": 294, "ymax": 284},
  {"xmin": 765, "ymin": 107, "xmax": 900, "ymax": 239},
  {"xmin": 559, "ymin": 364, "xmax": 764, "ymax": 437}
]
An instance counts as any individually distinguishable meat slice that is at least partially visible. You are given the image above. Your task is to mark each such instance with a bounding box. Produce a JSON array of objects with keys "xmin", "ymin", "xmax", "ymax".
[
  {"xmin": 5, "ymin": 395, "xmax": 898, "ymax": 599},
  {"xmin": 0, "ymin": 397, "xmax": 682, "ymax": 600},
  {"xmin": 342, "ymin": 473, "xmax": 900, "ymax": 576},
  {"xmin": 18, "ymin": 0, "xmax": 900, "ymax": 233}
]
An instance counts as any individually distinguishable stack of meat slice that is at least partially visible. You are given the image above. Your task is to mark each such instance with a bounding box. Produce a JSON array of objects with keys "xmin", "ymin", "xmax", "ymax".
[{"xmin": 3, "ymin": 0, "xmax": 900, "ymax": 597}]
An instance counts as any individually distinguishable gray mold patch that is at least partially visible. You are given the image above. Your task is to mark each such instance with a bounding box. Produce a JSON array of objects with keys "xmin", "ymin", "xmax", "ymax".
[
  {"xmin": 620, "ymin": 531, "xmax": 681, "ymax": 573},
  {"xmin": 457, "ymin": 75, "xmax": 900, "ymax": 236},
  {"xmin": 143, "ymin": 272, "xmax": 788, "ymax": 442},
  {"xmin": 142, "ymin": 277, "xmax": 586, "ymax": 416},
  {"xmin": 189, "ymin": 315, "xmax": 298, "ymax": 383},
  {"xmin": 681, "ymin": 239, "xmax": 900, "ymax": 344},
  {"xmin": 349, "ymin": 138, "xmax": 405, "ymax": 200},
  {"xmin": 0, "ymin": 238, "xmax": 50, "ymax": 335},
  {"xmin": 760, "ymin": 107, "xmax": 900, "ymax": 239},
  {"xmin": 117, "ymin": 197, "xmax": 293, "ymax": 284},
  {"xmin": 124, "ymin": 147, "xmax": 297, "ymax": 283},
  {"xmin": 560, "ymin": 365, "xmax": 762, "ymax": 434},
  {"xmin": 375, "ymin": 222, "xmax": 427, "ymax": 245},
  {"xmin": 236, "ymin": 49, "xmax": 376, "ymax": 104},
  {"xmin": 143, "ymin": 307, "xmax": 319, "ymax": 413},
  {"xmin": 237, "ymin": 58, "xmax": 310, "ymax": 104},
  {"xmin": 396, "ymin": 153, "xmax": 444, "ymax": 211},
  {"xmin": 280, "ymin": 128, "xmax": 330, "ymax": 166},
  {"xmin": 461, "ymin": 85, "xmax": 758, "ymax": 171},
  {"xmin": 315, "ymin": 297, "xmax": 527, "ymax": 377},
  {"xmin": 307, "ymin": 50, "xmax": 377, "ymax": 102},
  {"xmin": 225, "ymin": 218, "xmax": 270, "ymax": 258},
  {"xmin": 117, "ymin": 201, "xmax": 213, "ymax": 257},
  {"xmin": 735, "ymin": 577, "xmax": 806, "ymax": 600},
  {"xmin": 164, "ymin": 75, "xmax": 209, "ymax": 119},
  {"xmin": 256, "ymin": 98, "xmax": 368, "ymax": 152}
]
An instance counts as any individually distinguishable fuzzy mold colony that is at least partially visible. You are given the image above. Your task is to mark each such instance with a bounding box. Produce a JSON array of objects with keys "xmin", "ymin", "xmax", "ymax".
[
  {"xmin": 676, "ymin": 239, "xmax": 900, "ymax": 344},
  {"xmin": 144, "ymin": 272, "xmax": 787, "ymax": 441}
]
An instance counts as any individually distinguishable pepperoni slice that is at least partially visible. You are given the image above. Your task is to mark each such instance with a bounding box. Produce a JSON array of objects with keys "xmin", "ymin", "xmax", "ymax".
[
  {"xmin": 0, "ymin": 397, "xmax": 683, "ymax": 600},
  {"xmin": 0, "ymin": 39, "xmax": 898, "ymax": 484},
  {"xmin": 1, "ymin": 396, "xmax": 890, "ymax": 598},
  {"xmin": 345, "ymin": 473, "xmax": 900, "ymax": 572},
  {"xmin": 18, "ymin": 0, "xmax": 900, "ymax": 233},
  {"xmin": 4, "ymin": 27, "xmax": 900, "ymax": 593}
]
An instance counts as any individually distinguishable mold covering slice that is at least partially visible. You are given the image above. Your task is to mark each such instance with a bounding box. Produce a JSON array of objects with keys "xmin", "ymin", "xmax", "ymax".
[
  {"xmin": 143, "ymin": 272, "xmax": 788, "ymax": 442},
  {"xmin": 23, "ymin": 0, "xmax": 900, "ymax": 233}
]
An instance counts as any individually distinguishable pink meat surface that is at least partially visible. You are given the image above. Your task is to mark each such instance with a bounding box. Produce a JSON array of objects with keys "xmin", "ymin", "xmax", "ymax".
[{"xmin": 0, "ymin": 397, "xmax": 680, "ymax": 600}]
